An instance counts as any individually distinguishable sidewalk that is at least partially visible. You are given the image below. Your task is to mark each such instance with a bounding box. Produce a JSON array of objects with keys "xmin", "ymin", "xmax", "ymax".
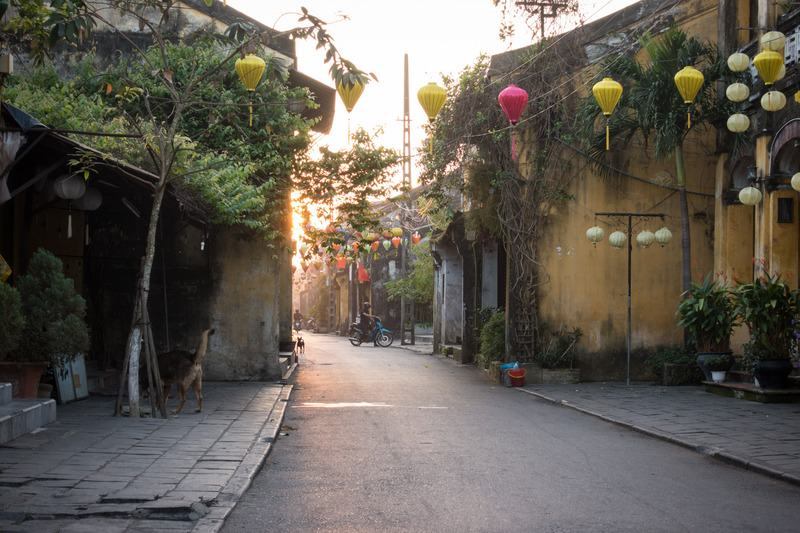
[
  {"xmin": 518, "ymin": 381, "xmax": 800, "ymax": 486},
  {"xmin": 0, "ymin": 381, "xmax": 291, "ymax": 533}
]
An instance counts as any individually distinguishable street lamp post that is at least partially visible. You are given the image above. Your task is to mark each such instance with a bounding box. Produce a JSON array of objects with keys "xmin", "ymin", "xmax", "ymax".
[{"xmin": 592, "ymin": 212, "xmax": 670, "ymax": 385}]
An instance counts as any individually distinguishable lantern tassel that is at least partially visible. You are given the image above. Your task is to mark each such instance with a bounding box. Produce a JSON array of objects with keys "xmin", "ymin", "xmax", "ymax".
[
  {"xmin": 67, "ymin": 211, "xmax": 73, "ymax": 239},
  {"xmin": 511, "ymin": 126, "xmax": 517, "ymax": 160},
  {"xmin": 606, "ymin": 123, "xmax": 610, "ymax": 151},
  {"xmin": 249, "ymin": 100, "xmax": 253, "ymax": 128},
  {"xmin": 687, "ymin": 110, "xmax": 691, "ymax": 129}
]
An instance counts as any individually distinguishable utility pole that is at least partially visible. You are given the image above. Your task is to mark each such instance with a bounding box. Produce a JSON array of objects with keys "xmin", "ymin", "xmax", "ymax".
[{"xmin": 400, "ymin": 54, "xmax": 415, "ymax": 344}]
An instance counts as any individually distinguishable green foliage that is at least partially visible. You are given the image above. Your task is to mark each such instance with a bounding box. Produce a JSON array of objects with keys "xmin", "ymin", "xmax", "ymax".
[
  {"xmin": 385, "ymin": 239, "xmax": 434, "ymax": 305},
  {"xmin": 307, "ymin": 276, "xmax": 330, "ymax": 328},
  {"xmin": 703, "ymin": 354, "xmax": 730, "ymax": 371},
  {"xmin": 16, "ymin": 249, "xmax": 90, "ymax": 366},
  {"xmin": 0, "ymin": 283, "xmax": 25, "ymax": 360},
  {"xmin": 476, "ymin": 310, "xmax": 505, "ymax": 368},
  {"xmin": 675, "ymin": 272, "xmax": 738, "ymax": 352},
  {"xmin": 733, "ymin": 265, "xmax": 800, "ymax": 360},
  {"xmin": 533, "ymin": 324, "xmax": 582, "ymax": 369},
  {"xmin": 644, "ymin": 347, "xmax": 695, "ymax": 383}
]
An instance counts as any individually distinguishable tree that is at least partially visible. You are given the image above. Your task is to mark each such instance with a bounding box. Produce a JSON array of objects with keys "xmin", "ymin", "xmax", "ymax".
[
  {"xmin": 5, "ymin": 0, "xmax": 379, "ymax": 417},
  {"xmin": 385, "ymin": 239, "xmax": 434, "ymax": 305},
  {"xmin": 575, "ymin": 28, "xmax": 739, "ymax": 299}
]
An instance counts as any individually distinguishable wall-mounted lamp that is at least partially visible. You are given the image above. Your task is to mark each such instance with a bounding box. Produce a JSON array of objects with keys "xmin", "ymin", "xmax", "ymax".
[{"xmin": 739, "ymin": 165, "xmax": 763, "ymax": 206}]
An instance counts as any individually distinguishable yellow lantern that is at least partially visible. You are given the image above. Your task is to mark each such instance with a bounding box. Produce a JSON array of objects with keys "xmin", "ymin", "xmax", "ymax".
[
  {"xmin": 235, "ymin": 54, "xmax": 266, "ymax": 127},
  {"xmin": 727, "ymin": 52, "xmax": 750, "ymax": 72},
  {"xmin": 761, "ymin": 31, "xmax": 786, "ymax": 51},
  {"xmin": 792, "ymin": 172, "xmax": 800, "ymax": 192},
  {"xmin": 674, "ymin": 66, "xmax": 704, "ymax": 129},
  {"xmin": 609, "ymin": 231, "xmax": 627, "ymax": 250},
  {"xmin": 761, "ymin": 90, "xmax": 786, "ymax": 112},
  {"xmin": 417, "ymin": 82, "xmax": 447, "ymax": 121},
  {"xmin": 725, "ymin": 82, "xmax": 749, "ymax": 102},
  {"xmin": 592, "ymin": 78, "xmax": 623, "ymax": 150},
  {"xmin": 727, "ymin": 113, "xmax": 750, "ymax": 133},
  {"xmin": 336, "ymin": 80, "xmax": 365, "ymax": 112},
  {"xmin": 391, "ymin": 227, "xmax": 403, "ymax": 237},
  {"xmin": 739, "ymin": 186, "xmax": 762, "ymax": 206},
  {"xmin": 753, "ymin": 50, "xmax": 783, "ymax": 86}
]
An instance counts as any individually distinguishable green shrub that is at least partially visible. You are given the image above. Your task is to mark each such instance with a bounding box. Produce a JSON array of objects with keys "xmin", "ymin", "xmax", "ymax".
[
  {"xmin": 0, "ymin": 282, "xmax": 25, "ymax": 360},
  {"xmin": 534, "ymin": 324, "xmax": 582, "ymax": 369},
  {"xmin": 645, "ymin": 347, "xmax": 695, "ymax": 383},
  {"xmin": 476, "ymin": 310, "xmax": 505, "ymax": 368}
]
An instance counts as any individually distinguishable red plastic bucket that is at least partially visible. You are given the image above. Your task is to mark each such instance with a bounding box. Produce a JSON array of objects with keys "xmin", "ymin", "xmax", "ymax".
[{"xmin": 508, "ymin": 369, "xmax": 525, "ymax": 387}]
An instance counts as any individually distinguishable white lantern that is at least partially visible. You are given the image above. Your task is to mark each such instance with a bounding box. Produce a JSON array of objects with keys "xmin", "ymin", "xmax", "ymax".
[
  {"xmin": 761, "ymin": 90, "xmax": 786, "ymax": 111},
  {"xmin": 73, "ymin": 187, "xmax": 102, "ymax": 211},
  {"xmin": 53, "ymin": 174, "xmax": 86, "ymax": 200},
  {"xmin": 636, "ymin": 230, "xmax": 655, "ymax": 249},
  {"xmin": 586, "ymin": 226, "xmax": 604, "ymax": 246},
  {"xmin": 776, "ymin": 63, "xmax": 786, "ymax": 82},
  {"xmin": 739, "ymin": 186, "xmax": 763, "ymax": 205},
  {"xmin": 609, "ymin": 231, "xmax": 627, "ymax": 250},
  {"xmin": 761, "ymin": 31, "xmax": 786, "ymax": 51},
  {"xmin": 655, "ymin": 227, "xmax": 672, "ymax": 247},
  {"xmin": 727, "ymin": 113, "xmax": 750, "ymax": 133},
  {"xmin": 791, "ymin": 172, "xmax": 800, "ymax": 192},
  {"xmin": 727, "ymin": 53, "xmax": 750, "ymax": 72},
  {"xmin": 725, "ymin": 82, "xmax": 749, "ymax": 102}
]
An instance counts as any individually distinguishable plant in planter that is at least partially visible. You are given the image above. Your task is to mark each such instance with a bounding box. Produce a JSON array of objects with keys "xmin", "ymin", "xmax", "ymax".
[
  {"xmin": 645, "ymin": 347, "xmax": 698, "ymax": 385},
  {"xmin": 0, "ymin": 281, "xmax": 24, "ymax": 360},
  {"xmin": 676, "ymin": 272, "xmax": 738, "ymax": 380},
  {"xmin": 733, "ymin": 264, "xmax": 799, "ymax": 389},
  {"xmin": 0, "ymin": 281, "xmax": 40, "ymax": 397},
  {"xmin": 703, "ymin": 354, "xmax": 731, "ymax": 383},
  {"xmin": 16, "ymin": 248, "xmax": 90, "ymax": 372}
]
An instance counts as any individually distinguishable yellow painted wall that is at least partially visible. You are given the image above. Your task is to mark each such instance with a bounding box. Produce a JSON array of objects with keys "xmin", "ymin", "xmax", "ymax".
[{"xmin": 534, "ymin": 0, "xmax": 720, "ymax": 381}]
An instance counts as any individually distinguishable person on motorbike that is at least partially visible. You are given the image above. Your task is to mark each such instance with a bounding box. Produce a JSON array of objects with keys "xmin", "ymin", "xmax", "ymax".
[
  {"xmin": 293, "ymin": 308, "xmax": 304, "ymax": 331},
  {"xmin": 359, "ymin": 302, "xmax": 376, "ymax": 344}
]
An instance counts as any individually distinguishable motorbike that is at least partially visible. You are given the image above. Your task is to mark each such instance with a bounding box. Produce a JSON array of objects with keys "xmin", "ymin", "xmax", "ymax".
[
  {"xmin": 306, "ymin": 316, "xmax": 319, "ymax": 333},
  {"xmin": 348, "ymin": 317, "xmax": 393, "ymax": 347},
  {"xmin": 293, "ymin": 320, "xmax": 302, "ymax": 332}
]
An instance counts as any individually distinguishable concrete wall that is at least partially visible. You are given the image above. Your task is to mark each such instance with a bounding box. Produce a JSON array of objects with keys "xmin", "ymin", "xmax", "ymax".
[{"xmin": 204, "ymin": 226, "xmax": 282, "ymax": 381}]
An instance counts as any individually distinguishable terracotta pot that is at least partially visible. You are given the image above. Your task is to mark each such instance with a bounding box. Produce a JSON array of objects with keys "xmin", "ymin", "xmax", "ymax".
[{"xmin": 0, "ymin": 361, "xmax": 49, "ymax": 398}]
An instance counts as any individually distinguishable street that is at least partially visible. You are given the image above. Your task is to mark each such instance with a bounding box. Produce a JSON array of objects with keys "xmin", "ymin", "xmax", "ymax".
[{"xmin": 222, "ymin": 335, "xmax": 800, "ymax": 532}]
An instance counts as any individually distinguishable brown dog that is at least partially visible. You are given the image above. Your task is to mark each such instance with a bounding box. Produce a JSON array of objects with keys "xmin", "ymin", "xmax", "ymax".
[{"xmin": 154, "ymin": 329, "xmax": 215, "ymax": 413}]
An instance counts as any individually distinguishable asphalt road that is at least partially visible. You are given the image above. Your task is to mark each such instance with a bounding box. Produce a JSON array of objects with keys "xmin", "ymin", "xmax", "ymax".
[{"xmin": 221, "ymin": 335, "xmax": 800, "ymax": 532}]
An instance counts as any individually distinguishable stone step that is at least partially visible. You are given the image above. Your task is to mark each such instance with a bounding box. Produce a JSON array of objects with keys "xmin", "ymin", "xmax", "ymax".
[
  {"xmin": 0, "ymin": 395, "xmax": 56, "ymax": 444},
  {"xmin": 0, "ymin": 382, "xmax": 11, "ymax": 406}
]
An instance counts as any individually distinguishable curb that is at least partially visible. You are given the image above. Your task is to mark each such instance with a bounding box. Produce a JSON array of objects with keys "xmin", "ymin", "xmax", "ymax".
[
  {"xmin": 193, "ymin": 384, "xmax": 294, "ymax": 533},
  {"xmin": 517, "ymin": 387, "xmax": 800, "ymax": 488}
]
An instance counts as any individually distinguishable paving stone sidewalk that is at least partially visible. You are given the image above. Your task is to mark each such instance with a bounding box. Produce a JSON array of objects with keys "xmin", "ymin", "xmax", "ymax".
[
  {"xmin": 518, "ymin": 381, "xmax": 800, "ymax": 486},
  {"xmin": 0, "ymin": 381, "xmax": 291, "ymax": 533}
]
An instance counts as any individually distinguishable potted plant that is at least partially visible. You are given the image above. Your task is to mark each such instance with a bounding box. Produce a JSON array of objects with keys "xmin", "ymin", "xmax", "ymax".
[
  {"xmin": 733, "ymin": 265, "xmax": 799, "ymax": 389},
  {"xmin": 14, "ymin": 249, "xmax": 90, "ymax": 394},
  {"xmin": 675, "ymin": 272, "xmax": 738, "ymax": 380},
  {"xmin": 703, "ymin": 354, "xmax": 731, "ymax": 383},
  {"xmin": 0, "ymin": 281, "xmax": 36, "ymax": 397}
]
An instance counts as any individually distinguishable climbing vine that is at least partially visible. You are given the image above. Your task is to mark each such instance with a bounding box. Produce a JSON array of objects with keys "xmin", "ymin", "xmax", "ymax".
[{"xmin": 420, "ymin": 38, "xmax": 584, "ymax": 362}]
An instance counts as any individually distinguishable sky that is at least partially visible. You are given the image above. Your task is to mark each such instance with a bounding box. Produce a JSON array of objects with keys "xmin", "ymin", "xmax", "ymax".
[{"xmin": 227, "ymin": 0, "xmax": 637, "ymax": 185}]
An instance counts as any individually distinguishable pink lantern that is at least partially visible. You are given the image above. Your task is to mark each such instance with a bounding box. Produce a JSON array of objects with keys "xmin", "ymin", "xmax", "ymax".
[{"xmin": 498, "ymin": 84, "xmax": 528, "ymax": 159}]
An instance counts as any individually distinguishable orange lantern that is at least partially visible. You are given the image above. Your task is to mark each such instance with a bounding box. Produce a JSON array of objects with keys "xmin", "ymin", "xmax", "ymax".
[
  {"xmin": 392, "ymin": 236, "xmax": 401, "ymax": 248},
  {"xmin": 591, "ymin": 78, "xmax": 623, "ymax": 150},
  {"xmin": 412, "ymin": 231, "xmax": 421, "ymax": 244},
  {"xmin": 371, "ymin": 241, "xmax": 379, "ymax": 251}
]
